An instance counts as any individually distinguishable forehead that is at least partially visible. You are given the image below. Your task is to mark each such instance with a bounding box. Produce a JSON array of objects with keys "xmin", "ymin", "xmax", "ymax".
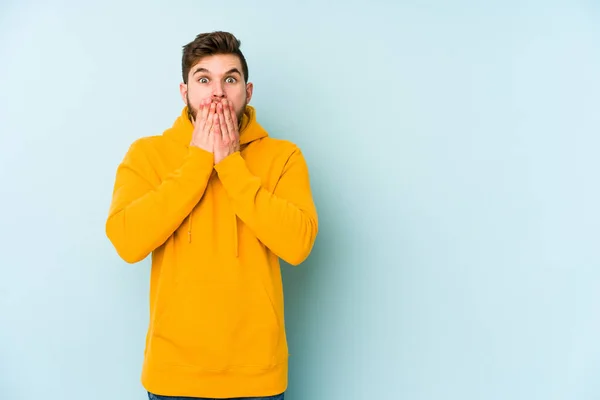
[{"xmin": 190, "ymin": 54, "xmax": 242, "ymax": 74}]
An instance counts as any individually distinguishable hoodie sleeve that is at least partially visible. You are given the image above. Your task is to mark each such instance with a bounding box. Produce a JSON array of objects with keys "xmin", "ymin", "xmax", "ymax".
[
  {"xmin": 214, "ymin": 147, "xmax": 318, "ymax": 266},
  {"xmin": 106, "ymin": 139, "xmax": 214, "ymax": 263}
]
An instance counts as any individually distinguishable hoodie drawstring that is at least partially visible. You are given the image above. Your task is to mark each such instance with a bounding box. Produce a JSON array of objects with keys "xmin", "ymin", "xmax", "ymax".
[{"xmin": 233, "ymin": 214, "xmax": 238, "ymax": 257}]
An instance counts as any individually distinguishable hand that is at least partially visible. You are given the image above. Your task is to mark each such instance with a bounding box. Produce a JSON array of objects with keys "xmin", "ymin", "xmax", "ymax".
[
  {"xmin": 213, "ymin": 99, "xmax": 240, "ymax": 164},
  {"xmin": 190, "ymin": 99, "xmax": 216, "ymax": 153}
]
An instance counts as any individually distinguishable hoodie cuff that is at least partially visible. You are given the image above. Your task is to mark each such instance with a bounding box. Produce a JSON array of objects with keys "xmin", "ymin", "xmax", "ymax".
[
  {"xmin": 186, "ymin": 145, "xmax": 214, "ymax": 170},
  {"xmin": 214, "ymin": 152, "xmax": 260, "ymax": 197}
]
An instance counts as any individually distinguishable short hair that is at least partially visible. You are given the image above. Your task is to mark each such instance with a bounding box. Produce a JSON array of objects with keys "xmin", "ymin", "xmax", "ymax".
[{"xmin": 181, "ymin": 31, "xmax": 249, "ymax": 84}]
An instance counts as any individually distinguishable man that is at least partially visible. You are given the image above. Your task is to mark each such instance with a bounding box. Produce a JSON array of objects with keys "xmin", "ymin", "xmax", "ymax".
[{"xmin": 105, "ymin": 31, "xmax": 318, "ymax": 400}]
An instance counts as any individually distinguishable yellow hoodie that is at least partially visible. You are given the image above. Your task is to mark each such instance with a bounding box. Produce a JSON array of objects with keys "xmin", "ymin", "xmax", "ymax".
[{"xmin": 105, "ymin": 105, "xmax": 318, "ymax": 398}]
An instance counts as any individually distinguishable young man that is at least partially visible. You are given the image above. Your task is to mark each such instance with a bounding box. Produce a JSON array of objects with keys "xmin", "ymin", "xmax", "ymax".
[{"xmin": 105, "ymin": 31, "xmax": 318, "ymax": 399}]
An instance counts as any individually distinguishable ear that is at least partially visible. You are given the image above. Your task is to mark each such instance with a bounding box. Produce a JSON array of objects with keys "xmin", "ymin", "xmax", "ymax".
[
  {"xmin": 245, "ymin": 82, "xmax": 254, "ymax": 105},
  {"xmin": 179, "ymin": 82, "xmax": 188, "ymax": 104}
]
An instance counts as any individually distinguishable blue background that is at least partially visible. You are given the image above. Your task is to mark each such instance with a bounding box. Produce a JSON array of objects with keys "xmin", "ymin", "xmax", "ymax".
[{"xmin": 1, "ymin": 1, "xmax": 599, "ymax": 399}]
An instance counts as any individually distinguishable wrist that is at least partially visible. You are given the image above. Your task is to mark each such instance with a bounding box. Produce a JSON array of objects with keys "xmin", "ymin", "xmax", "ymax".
[{"xmin": 215, "ymin": 151, "xmax": 239, "ymax": 166}]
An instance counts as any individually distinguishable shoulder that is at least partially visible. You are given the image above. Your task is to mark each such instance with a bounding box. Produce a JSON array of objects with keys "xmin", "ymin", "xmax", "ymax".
[
  {"xmin": 121, "ymin": 135, "xmax": 165, "ymax": 165},
  {"xmin": 127, "ymin": 134, "xmax": 166, "ymax": 151},
  {"xmin": 126, "ymin": 131, "xmax": 178, "ymax": 153},
  {"xmin": 254, "ymin": 136, "xmax": 303, "ymax": 158},
  {"xmin": 249, "ymin": 136, "xmax": 311, "ymax": 176}
]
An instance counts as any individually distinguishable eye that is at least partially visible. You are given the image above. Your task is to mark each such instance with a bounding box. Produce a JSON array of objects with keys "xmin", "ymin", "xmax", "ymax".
[
  {"xmin": 225, "ymin": 77, "xmax": 237, "ymax": 83},
  {"xmin": 198, "ymin": 77, "xmax": 209, "ymax": 83}
]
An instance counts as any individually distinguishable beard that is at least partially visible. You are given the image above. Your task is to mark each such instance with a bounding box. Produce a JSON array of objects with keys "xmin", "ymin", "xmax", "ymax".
[{"xmin": 187, "ymin": 95, "xmax": 245, "ymax": 125}]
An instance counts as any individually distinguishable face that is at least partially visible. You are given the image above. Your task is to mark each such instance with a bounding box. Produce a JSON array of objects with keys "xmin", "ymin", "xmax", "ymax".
[{"xmin": 180, "ymin": 53, "xmax": 253, "ymax": 124}]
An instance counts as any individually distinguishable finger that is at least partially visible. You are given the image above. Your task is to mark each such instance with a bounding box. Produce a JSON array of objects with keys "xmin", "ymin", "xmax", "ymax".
[
  {"xmin": 212, "ymin": 113, "xmax": 222, "ymax": 148},
  {"xmin": 196, "ymin": 100, "xmax": 209, "ymax": 129},
  {"xmin": 224, "ymin": 101, "xmax": 233, "ymax": 132},
  {"xmin": 229, "ymin": 100, "xmax": 239, "ymax": 129},
  {"xmin": 222, "ymin": 100, "xmax": 235, "ymax": 140},
  {"xmin": 211, "ymin": 112, "xmax": 220, "ymax": 136},
  {"xmin": 217, "ymin": 103, "xmax": 228, "ymax": 142},
  {"xmin": 228, "ymin": 100, "xmax": 239, "ymax": 141},
  {"xmin": 204, "ymin": 102, "xmax": 216, "ymax": 133},
  {"xmin": 206, "ymin": 104, "xmax": 214, "ymax": 139}
]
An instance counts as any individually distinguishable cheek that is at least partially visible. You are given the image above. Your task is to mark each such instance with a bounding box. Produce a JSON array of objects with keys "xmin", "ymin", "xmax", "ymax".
[
  {"xmin": 226, "ymin": 84, "xmax": 245, "ymax": 97},
  {"xmin": 187, "ymin": 84, "xmax": 211, "ymax": 103},
  {"xmin": 226, "ymin": 87, "xmax": 246, "ymax": 107}
]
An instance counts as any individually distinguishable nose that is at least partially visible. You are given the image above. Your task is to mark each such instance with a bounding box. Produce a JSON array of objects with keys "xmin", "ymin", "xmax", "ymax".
[{"xmin": 212, "ymin": 80, "xmax": 225, "ymax": 99}]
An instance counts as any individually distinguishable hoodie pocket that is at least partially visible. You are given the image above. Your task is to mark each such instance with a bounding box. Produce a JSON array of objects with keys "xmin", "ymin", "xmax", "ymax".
[{"xmin": 151, "ymin": 278, "xmax": 283, "ymax": 371}]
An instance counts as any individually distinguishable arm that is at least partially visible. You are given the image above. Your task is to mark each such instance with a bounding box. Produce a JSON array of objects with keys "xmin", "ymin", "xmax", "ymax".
[
  {"xmin": 214, "ymin": 147, "xmax": 318, "ymax": 265},
  {"xmin": 105, "ymin": 140, "xmax": 214, "ymax": 263}
]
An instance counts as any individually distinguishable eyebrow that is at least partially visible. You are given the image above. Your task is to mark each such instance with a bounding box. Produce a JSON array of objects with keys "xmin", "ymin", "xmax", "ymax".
[{"xmin": 192, "ymin": 67, "xmax": 242, "ymax": 77}]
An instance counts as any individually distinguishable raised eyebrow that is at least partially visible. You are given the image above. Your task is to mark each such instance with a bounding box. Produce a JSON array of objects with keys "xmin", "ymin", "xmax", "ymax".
[
  {"xmin": 192, "ymin": 67, "xmax": 210, "ymax": 76},
  {"xmin": 225, "ymin": 68, "xmax": 242, "ymax": 76},
  {"xmin": 192, "ymin": 67, "xmax": 241, "ymax": 78}
]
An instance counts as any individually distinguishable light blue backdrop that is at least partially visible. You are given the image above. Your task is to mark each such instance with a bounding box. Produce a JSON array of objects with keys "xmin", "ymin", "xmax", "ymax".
[{"xmin": 1, "ymin": 1, "xmax": 599, "ymax": 399}]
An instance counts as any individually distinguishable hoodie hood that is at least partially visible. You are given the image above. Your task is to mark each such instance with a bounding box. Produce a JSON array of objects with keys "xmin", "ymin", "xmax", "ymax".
[{"xmin": 164, "ymin": 104, "xmax": 268, "ymax": 147}]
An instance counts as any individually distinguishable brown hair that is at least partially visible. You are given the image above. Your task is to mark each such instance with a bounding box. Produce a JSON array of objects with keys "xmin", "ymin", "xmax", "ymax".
[{"xmin": 181, "ymin": 31, "xmax": 249, "ymax": 84}]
